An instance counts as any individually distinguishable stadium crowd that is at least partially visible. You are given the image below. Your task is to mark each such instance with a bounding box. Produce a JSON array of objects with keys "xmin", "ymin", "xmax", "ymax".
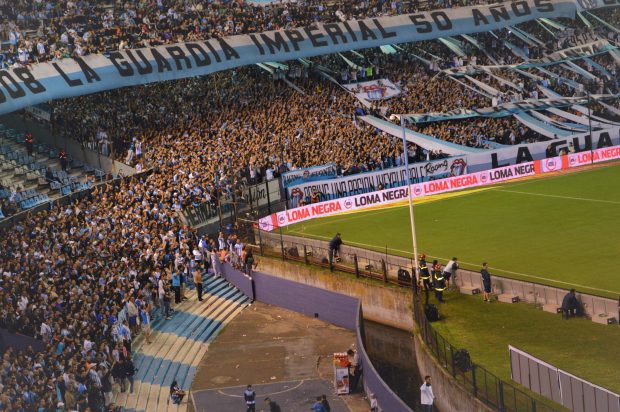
[
  {"xmin": 0, "ymin": 1, "xmax": 619, "ymax": 410},
  {"xmin": 0, "ymin": 172, "xmax": 254, "ymax": 411},
  {"xmin": 0, "ymin": 0, "xmax": 479, "ymax": 66}
]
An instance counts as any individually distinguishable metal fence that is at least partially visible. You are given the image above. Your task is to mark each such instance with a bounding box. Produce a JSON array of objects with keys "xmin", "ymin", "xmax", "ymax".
[
  {"xmin": 179, "ymin": 180, "xmax": 286, "ymax": 232},
  {"xmin": 236, "ymin": 219, "xmax": 563, "ymax": 412},
  {"xmin": 413, "ymin": 297, "xmax": 560, "ymax": 412},
  {"xmin": 510, "ymin": 346, "xmax": 620, "ymax": 412},
  {"xmin": 237, "ymin": 218, "xmax": 419, "ymax": 289}
]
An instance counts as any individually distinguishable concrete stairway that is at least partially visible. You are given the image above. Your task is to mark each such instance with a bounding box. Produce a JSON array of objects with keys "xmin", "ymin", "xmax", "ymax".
[{"xmin": 114, "ymin": 275, "xmax": 250, "ymax": 412}]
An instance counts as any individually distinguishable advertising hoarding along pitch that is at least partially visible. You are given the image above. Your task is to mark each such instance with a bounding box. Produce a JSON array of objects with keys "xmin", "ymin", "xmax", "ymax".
[
  {"xmin": 259, "ymin": 144, "xmax": 620, "ymax": 230},
  {"xmin": 287, "ymin": 156, "xmax": 468, "ymax": 204}
]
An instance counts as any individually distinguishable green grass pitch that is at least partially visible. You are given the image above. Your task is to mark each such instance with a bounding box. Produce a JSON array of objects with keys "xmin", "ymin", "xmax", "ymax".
[
  {"xmin": 286, "ymin": 162, "xmax": 620, "ymax": 396},
  {"xmin": 286, "ymin": 163, "xmax": 620, "ymax": 298}
]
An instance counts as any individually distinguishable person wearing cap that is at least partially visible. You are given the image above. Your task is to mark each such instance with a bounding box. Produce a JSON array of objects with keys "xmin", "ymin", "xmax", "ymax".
[
  {"xmin": 418, "ymin": 254, "xmax": 432, "ymax": 305},
  {"xmin": 264, "ymin": 397, "xmax": 282, "ymax": 412}
]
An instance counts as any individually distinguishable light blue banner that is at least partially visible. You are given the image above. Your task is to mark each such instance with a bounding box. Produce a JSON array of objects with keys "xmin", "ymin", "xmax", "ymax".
[
  {"xmin": 281, "ymin": 163, "xmax": 338, "ymax": 187},
  {"xmin": 0, "ymin": 0, "xmax": 608, "ymax": 116}
]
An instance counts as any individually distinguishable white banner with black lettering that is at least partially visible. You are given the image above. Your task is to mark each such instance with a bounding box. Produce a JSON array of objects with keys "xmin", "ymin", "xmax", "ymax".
[
  {"xmin": 466, "ymin": 127, "xmax": 620, "ymax": 171},
  {"xmin": 0, "ymin": 0, "xmax": 612, "ymax": 115},
  {"xmin": 287, "ymin": 156, "xmax": 468, "ymax": 205},
  {"xmin": 243, "ymin": 179, "xmax": 281, "ymax": 208}
]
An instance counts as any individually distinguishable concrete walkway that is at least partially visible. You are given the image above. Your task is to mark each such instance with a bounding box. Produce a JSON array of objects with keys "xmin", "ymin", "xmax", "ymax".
[{"xmin": 190, "ymin": 302, "xmax": 370, "ymax": 412}]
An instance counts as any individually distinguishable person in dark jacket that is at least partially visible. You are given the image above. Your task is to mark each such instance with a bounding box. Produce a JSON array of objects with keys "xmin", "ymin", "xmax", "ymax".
[
  {"xmin": 418, "ymin": 254, "xmax": 432, "ymax": 305},
  {"xmin": 329, "ymin": 233, "xmax": 343, "ymax": 265},
  {"xmin": 481, "ymin": 262, "xmax": 492, "ymax": 303},
  {"xmin": 123, "ymin": 356, "xmax": 136, "ymax": 393},
  {"xmin": 111, "ymin": 359, "xmax": 125, "ymax": 392},
  {"xmin": 561, "ymin": 289, "xmax": 581, "ymax": 319},
  {"xmin": 321, "ymin": 394, "xmax": 331, "ymax": 412},
  {"xmin": 264, "ymin": 397, "xmax": 281, "ymax": 412},
  {"xmin": 244, "ymin": 385, "xmax": 256, "ymax": 412},
  {"xmin": 244, "ymin": 249, "xmax": 255, "ymax": 276}
]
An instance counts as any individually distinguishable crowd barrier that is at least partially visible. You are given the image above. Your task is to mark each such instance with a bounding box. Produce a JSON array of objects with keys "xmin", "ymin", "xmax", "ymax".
[
  {"xmin": 509, "ymin": 346, "xmax": 620, "ymax": 412},
  {"xmin": 0, "ymin": 329, "xmax": 45, "ymax": 354},
  {"xmin": 259, "ymin": 144, "xmax": 620, "ymax": 230},
  {"xmin": 219, "ymin": 263, "xmax": 412, "ymax": 412}
]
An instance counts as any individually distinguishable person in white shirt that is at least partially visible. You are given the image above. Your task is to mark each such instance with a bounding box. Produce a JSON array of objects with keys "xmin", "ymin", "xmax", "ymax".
[
  {"xmin": 420, "ymin": 375, "xmax": 435, "ymax": 412},
  {"xmin": 442, "ymin": 257, "xmax": 458, "ymax": 289}
]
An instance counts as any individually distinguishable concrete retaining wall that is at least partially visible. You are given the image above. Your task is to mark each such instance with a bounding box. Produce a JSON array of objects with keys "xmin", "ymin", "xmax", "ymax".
[
  {"xmin": 255, "ymin": 257, "xmax": 414, "ymax": 331},
  {"xmin": 260, "ymin": 231, "xmax": 619, "ymax": 322},
  {"xmin": 220, "ymin": 263, "xmax": 412, "ymax": 412},
  {"xmin": 414, "ymin": 334, "xmax": 491, "ymax": 412}
]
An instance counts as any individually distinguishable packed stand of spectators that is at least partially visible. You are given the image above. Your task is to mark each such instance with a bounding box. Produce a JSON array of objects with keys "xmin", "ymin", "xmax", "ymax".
[
  {"xmin": 52, "ymin": 65, "xmax": 406, "ymax": 209},
  {"xmin": 0, "ymin": 171, "xmax": 254, "ymax": 411},
  {"xmin": 0, "ymin": 0, "xmax": 490, "ymax": 67}
]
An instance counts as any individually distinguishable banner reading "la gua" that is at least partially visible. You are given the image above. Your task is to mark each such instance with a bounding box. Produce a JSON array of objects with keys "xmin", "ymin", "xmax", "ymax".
[{"xmin": 0, "ymin": 0, "xmax": 616, "ymax": 115}]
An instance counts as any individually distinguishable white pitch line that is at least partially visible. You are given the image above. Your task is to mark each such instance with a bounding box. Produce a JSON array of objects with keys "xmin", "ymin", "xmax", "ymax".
[
  {"xmin": 495, "ymin": 189, "xmax": 620, "ymax": 205},
  {"xmin": 285, "ymin": 231, "xmax": 620, "ymax": 296}
]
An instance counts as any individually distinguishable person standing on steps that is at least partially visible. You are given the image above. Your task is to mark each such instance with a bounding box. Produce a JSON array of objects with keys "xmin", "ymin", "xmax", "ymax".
[
  {"xmin": 244, "ymin": 384, "xmax": 256, "ymax": 412},
  {"xmin": 25, "ymin": 132, "xmax": 33, "ymax": 156},
  {"xmin": 193, "ymin": 269, "xmax": 203, "ymax": 301},
  {"xmin": 171, "ymin": 270, "xmax": 181, "ymax": 304},
  {"xmin": 59, "ymin": 149, "xmax": 68, "ymax": 171},
  {"xmin": 139, "ymin": 304, "xmax": 153, "ymax": 344},
  {"xmin": 481, "ymin": 263, "xmax": 492, "ymax": 303}
]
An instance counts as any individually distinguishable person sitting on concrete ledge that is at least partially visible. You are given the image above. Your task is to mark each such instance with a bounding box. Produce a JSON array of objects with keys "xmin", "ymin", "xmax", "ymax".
[{"xmin": 561, "ymin": 289, "xmax": 582, "ymax": 319}]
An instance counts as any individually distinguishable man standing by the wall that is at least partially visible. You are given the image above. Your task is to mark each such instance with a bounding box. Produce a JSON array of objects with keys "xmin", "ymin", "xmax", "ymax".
[
  {"xmin": 481, "ymin": 262, "xmax": 492, "ymax": 303},
  {"xmin": 443, "ymin": 257, "xmax": 458, "ymax": 289},
  {"xmin": 420, "ymin": 375, "xmax": 435, "ymax": 412},
  {"xmin": 328, "ymin": 233, "xmax": 343, "ymax": 266}
]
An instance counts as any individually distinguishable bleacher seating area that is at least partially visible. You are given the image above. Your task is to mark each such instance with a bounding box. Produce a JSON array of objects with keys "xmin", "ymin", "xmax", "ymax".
[
  {"xmin": 0, "ymin": 124, "xmax": 106, "ymax": 218},
  {"xmin": 114, "ymin": 275, "xmax": 250, "ymax": 412}
]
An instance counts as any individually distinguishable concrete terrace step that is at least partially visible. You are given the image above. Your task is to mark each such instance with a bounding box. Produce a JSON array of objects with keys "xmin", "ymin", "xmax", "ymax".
[
  {"xmin": 170, "ymin": 303, "xmax": 249, "ymax": 412},
  {"xmin": 153, "ymin": 294, "xmax": 249, "ymax": 412},
  {"xmin": 118, "ymin": 280, "xmax": 223, "ymax": 410},
  {"xmin": 141, "ymin": 290, "xmax": 245, "ymax": 412},
  {"xmin": 115, "ymin": 277, "xmax": 249, "ymax": 412}
]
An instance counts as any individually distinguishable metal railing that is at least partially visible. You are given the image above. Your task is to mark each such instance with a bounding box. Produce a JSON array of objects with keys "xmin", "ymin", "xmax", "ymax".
[
  {"xmin": 413, "ymin": 297, "xmax": 560, "ymax": 412},
  {"xmin": 236, "ymin": 218, "xmax": 563, "ymax": 412}
]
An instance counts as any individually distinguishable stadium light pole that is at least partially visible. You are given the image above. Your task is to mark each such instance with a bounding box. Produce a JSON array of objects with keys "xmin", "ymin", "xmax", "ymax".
[
  {"xmin": 587, "ymin": 91, "xmax": 593, "ymax": 139},
  {"xmin": 400, "ymin": 115, "xmax": 420, "ymax": 283}
]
